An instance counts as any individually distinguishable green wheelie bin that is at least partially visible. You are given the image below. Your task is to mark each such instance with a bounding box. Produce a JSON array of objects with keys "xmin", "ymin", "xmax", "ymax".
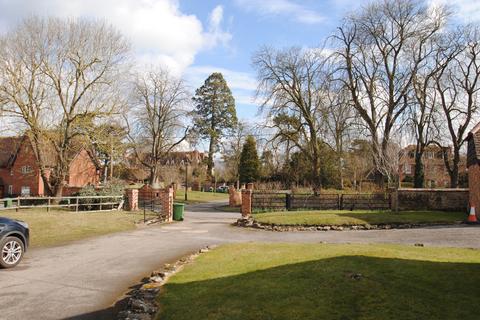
[{"xmin": 173, "ymin": 203, "xmax": 185, "ymax": 221}]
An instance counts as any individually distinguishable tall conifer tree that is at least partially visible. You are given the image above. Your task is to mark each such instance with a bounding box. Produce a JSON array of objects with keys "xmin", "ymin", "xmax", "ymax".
[{"xmin": 192, "ymin": 72, "xmax": 237, "ymax": 178}]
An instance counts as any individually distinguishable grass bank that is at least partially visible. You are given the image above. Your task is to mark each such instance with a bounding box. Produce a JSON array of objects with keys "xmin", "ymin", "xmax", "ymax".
[
  {"xmin": 175, "ymin": 190, "xmax": 228, "ymax": 204},
  {"xmin": 1, "ymin": 209, "xmax": 157, "ymax": 247},
  {"xmin": 253, "ymin": 210, "xmax": 466, "ymax": 226},
  {"xmin": 158, "ymin": 243, "xmax": 480, "ymax": 320}
]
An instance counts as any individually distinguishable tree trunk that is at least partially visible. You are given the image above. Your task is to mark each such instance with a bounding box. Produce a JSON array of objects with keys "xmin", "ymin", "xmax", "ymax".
[
  {"xmin": 109, "ymin": 154, "xmax": 113, "ymax": 180},
  {"xmin": 149, "ymin": 166, "xmax": 159, "ymax": 186},
  {"xmin": 207, "ymin": 137, "xmax": 215, "ymax": 178},
  {"xmin": 413, "ymin": 148, "xmax": 425, "ymax": 188},
  {"xmin": 450, "ymin": 151, "xmax": 460, "ymax": 188},
  {"xmin": 54, "ymin": 184, "xmax": 64, "ymax": 198}
]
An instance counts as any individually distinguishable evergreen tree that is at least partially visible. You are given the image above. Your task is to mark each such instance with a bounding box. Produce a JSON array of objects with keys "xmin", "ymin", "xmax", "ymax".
[
  {"xmin": 239, "ymin": 135, "xmax": 260, "ymax": 183},
  {"xmin": 192, "ymin": 73, "xmax": 237, "ymax": 178}
]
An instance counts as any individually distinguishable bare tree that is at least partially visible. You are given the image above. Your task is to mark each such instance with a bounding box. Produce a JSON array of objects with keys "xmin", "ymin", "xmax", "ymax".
[
  {"xmin": 0, "ymin": 17, "xmax": 130, "ymax": 196},
  {"xmin": 433, "ymin": 26, "xmax": 480, "ymax": 187},
  {"xmin": 323, "ymin": 80, "xmax": 356, "ymax": 189},
  {"xmin": 334, "ymin": 0, "xmax": 447, "ymax": 187},
  {"xmin": 126, "ymin": 69, "xmax": 189, "ymax": 186},
  {"xmin": 408, "ymin": 30, "xmax": 461, "ymax": 188},
  {"xmin": 221, "ymin": 121, "xmax": 250, "ymax": 188},
  {"xmin": 253, "ymin": 46, "xmax": 330, "ymax": 193}
]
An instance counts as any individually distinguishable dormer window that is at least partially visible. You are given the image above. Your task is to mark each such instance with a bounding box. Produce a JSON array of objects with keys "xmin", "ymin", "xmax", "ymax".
[{"xmin": 21, "ymin": 166, "xmax": 32, "ymax": 174}]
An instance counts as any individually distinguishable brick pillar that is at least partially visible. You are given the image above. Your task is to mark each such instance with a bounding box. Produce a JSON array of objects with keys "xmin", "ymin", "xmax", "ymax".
[
  {"xmin": 160, "ymin": 187, "xmax": 174, "ymax": 221},
  {"xmin": 125, "ymin": 189, "xmax": 138, "ymax": 211},
  {"xmin": 241, "ymin": 189, "xmax": 253, "ymax": 217},
  {"xmin": 468, "ymin": 163, "xmax": 480, "ymax": 218},
  {"xmin": 170, "ymin": 183, "xmax": 177, "ymax": 200}
]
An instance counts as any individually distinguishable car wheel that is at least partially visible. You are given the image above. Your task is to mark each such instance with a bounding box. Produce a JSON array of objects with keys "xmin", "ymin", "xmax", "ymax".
[{"xmin": 0, "ymin": 237, "xmax": 25, "ymax": 268}]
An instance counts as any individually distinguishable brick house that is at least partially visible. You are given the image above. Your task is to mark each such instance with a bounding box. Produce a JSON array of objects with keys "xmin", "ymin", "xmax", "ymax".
[
  {"xmin": 0, "ymin": 136, "xmax": 99, "ymax": 198},
  {"xmin": 399, "ymin": 145, "xmax": 466, "ymax": 188},
  {"xmin": 466, "ymin": 122, "xmax": 480, "ymax": 217}
]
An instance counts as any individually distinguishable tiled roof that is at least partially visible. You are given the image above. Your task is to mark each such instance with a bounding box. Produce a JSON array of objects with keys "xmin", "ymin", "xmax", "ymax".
[
  {"xmin": 0, "ymin": 136, "xmax": 23, "ymax": 168},
  {"xmin": 0, "ymin": 135, "xmax": 85, "ymax": 169}
]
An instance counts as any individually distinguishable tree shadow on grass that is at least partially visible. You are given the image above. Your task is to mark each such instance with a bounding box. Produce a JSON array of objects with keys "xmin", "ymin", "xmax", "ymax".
[{"xmin": 158, "ymin": 256, "xmax": 480, "ymax": 320}]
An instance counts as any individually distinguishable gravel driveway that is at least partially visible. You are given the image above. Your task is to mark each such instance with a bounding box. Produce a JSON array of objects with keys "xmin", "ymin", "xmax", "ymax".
[{"xmin": 1, "ymin": 202, "xmax": 479, "ymax": 320}]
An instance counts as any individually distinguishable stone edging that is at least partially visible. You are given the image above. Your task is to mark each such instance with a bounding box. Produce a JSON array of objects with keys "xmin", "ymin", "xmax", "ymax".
[
  {"xmin": 234, "ymin": 217, "xmax": 465, "ymax": 231},
  {"xmin": 117, "ymin": 245, "xmax": 216, "ymax": 320}
]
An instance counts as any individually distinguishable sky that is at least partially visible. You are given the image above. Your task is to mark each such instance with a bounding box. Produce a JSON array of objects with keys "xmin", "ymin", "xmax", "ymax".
[{"xmin": 0, "ymin": 0, "xmax": 479, "ymax": 123}]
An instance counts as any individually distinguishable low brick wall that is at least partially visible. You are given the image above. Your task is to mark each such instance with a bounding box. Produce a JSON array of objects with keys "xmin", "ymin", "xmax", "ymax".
[
  {"xmin": 395, "ymin": 188, "xmax": 468, "ymax": 212},
  {"xmin": 243, "ymin": 188, "xmax": 469, "ymax": 214}
]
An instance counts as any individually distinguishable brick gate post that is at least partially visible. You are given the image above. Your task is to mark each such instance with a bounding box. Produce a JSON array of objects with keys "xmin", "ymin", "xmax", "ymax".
[
  {"xmin": 124, "ymin": 189, "xmax": 138, "ymax": 211},
  {"xmin": 241, "ymin": 183, "xmax": 254, "ymax": 217},
  {"xmin": 160, "ymin": 187, "xmax": 174, "ymax": 221}
]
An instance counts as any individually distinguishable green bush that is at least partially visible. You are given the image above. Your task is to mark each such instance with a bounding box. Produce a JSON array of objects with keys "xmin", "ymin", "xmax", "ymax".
[{"xmin": 74, "ymin": 184, "xmax": 124, "ymax": 211}]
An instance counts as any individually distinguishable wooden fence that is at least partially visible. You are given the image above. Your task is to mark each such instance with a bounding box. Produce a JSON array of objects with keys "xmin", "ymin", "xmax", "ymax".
[
  {"xmin": 0, "ymin": 195, "xmax": 124, "ymax": 212},
  {"xmin": 252, "ymin": 191, "xmax": 391, "ymax": 211}
]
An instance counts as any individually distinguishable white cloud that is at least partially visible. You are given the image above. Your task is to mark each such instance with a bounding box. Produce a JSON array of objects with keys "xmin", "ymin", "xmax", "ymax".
[
  {"xmin": 0, "ymin": 0, "xmax": 232, "ymax": 75},
  {"xmin": 234, "ymin": 0, "xmax": 324, "ymax": 24},
  {"xmin": 204, "ymin": 5, "xmax": 232, "ymax": 49}
]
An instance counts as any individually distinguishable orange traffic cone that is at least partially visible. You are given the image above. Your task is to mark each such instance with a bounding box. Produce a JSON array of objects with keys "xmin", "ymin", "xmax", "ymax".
[{"xmin": 467, "ymin": 206, "xmax": 478, "ymax": 224}]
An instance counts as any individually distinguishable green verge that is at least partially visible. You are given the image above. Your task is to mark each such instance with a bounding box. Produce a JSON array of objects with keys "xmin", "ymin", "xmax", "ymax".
[
  {"xmin": 1, "ymin": 209, "xmax": 158, "ymax": 247},
  {"xmin": 175, "ymin": 190, "xmax": 228, "ymax": 204},
  {"xmin": 253, "ymin": 210, "xmax": 466, "ymax": 226},
  {"xmin": 157, "ymin": 243, "xmax": 480, "ymax": 320}
]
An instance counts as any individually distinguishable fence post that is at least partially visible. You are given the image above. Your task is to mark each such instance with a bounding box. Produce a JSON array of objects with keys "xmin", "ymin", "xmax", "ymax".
[
  {"xmin": 75, "ymin": 197, "xmax": 79, "ymax": 212},
  {"xmin": 286, "ymin": 193, "xmax": 292, "ymax": 211},
  {"xmin": 391, "ymin": 190, "xmax": 399, "ymax": 213},
  {"xmin": 47, "ymin": 198, "xmax": 50, "ymax": 212},
  {"xmin": 16, "ymin": 198, "xmax": 20, "ymax": 212}
]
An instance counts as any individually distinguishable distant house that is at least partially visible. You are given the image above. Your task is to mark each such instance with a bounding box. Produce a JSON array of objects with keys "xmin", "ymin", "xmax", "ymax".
[
  {"xmin": 125, "ymin": 150, "xmax": 208, "ymax": 184},
  {"xmin": 160, "ymin": 151, "xmax": 208, "ymax": 167},
  {"xmin": 0, "ymin": 136, "xmax": 99, "ymax": 198},
  {"xmin": 398, "ymin": 144, "xmax": 466, "ymax": 188}
]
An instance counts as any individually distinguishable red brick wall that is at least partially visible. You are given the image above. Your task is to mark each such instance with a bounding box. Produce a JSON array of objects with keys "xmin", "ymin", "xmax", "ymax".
[
  {"xmin": 67, "ymin": 149, "xmax": 99, "ymax": 187},
  {"xmin": 468, "ymin": 163, "xmax": 480, "ymax": 218},
  {"xmin": 241, "ymin": 184, "xmax": 254, "ymax": 217},
  {"xmin": 0, "ymin": 142, "xmax": 42, "ymax": 196}
]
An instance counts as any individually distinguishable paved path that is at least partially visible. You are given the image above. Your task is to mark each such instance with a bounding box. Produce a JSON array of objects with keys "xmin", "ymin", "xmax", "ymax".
[{"xmin": 1, "ymin": 202, "xmax": 480, "ymax": 320}]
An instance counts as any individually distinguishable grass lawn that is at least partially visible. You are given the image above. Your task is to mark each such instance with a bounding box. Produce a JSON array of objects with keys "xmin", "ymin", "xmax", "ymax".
[
  {"xmin": 158, "ymin": 243, "xmax": 480, "ymax": 320},
  {"xmin": 253, "ymin": 210, "xmax": 466, "ymax": 226},
  {"xmin": 174, "ymin": 190, "xmax": 228, "ymax": 204},
  {"xmin": 1, "ymin": 209, "xmax": 158, "ymax": 247}
]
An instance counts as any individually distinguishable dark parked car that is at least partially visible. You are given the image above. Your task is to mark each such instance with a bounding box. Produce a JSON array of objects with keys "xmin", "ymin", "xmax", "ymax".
[{"xmin": 0, "ymin": 217, "xmax": 29, "ymax": 268}]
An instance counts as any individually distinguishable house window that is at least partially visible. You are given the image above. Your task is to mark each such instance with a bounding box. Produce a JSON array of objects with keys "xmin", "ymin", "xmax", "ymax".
[
  {"xmin": 404, "ymin": 164, "xmax": 411, "ymax": 174},
  {"xmin": 7, "ymin": 185, "xmax": 13, "ymax": 195},
  {"xmin": 9, "ymin": 169, "xmax": 13, "ymax": 176},
  {"xmin": 21, "ymin": 166, "xmax": 32, "ymax": 174},
  {"xmin": 21, "ymin": 186, "xmax": 30, "ymax": 197}
]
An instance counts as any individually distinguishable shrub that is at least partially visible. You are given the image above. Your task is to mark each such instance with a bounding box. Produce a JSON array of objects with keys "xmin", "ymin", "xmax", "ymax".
[{"xmin": 73, "ymin": 183, "xmax": 124, "ymax": 211}]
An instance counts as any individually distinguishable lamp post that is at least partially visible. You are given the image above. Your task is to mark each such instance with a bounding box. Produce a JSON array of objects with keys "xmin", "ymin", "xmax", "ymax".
[{"xmin": 184, "ymin": 161, "xmax": 188, "ymax": 202}]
